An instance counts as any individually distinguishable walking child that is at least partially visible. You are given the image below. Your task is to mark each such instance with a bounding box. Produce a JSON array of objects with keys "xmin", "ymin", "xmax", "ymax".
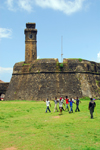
[
  {"xmin": 65, "ymin": 96, "xmax": 69, "ymax": 111},
  {"xmin": 57, "ymin": 98, "xmax": 64, "ymax": 115},
  {"xmin": 54, "ymin": 97, "xmax": 59, "ymax": 112},
  {"xmin": 61, "ymin": 96, "xmax": 65, "ymax": 111},
  {"xmin": 75, "ymin": 97, "xmax": 81, "ymax": 112},
  {"xmin": 69, "ymin": 98, "xmax": 75, "ymax": 113},
  {"xmin": 44, "ymin": 98, "xmax": 51, "ymax": 113}
]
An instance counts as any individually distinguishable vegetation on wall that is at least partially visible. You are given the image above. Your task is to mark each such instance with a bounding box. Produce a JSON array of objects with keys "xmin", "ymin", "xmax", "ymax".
[
  {"xmin": 96, "ymin": 80, "xmax": 100, "ymax": 85},
  {"xmin": 78, "ymin": 58, "xmax": 83, "ymax": 62},
  {"xmin": 56, "ymin": 63, "xmax": 64, "ymax": 71},
  {"xmin": 60, "ymin": 63, "xmax": 63, "ymax": 68},
  {"xmin": 68, "ymin": 58, "xmax": 83, "ymax": 62},
  {"xmin": 29, "ymin": 68, "xmax": 31, "ymax": 72},
  {"xmin": 22, "ymin": 63, "xmax": 30, "ymax": 66}
]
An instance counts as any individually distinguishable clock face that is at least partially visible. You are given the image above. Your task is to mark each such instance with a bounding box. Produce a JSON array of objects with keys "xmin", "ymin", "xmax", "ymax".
[{"xmin": 29, "ymin": 34, "xmax": 33, "ymax": 39}]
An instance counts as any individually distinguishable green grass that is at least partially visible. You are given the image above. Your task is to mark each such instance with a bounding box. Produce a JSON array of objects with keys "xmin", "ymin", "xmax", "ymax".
[
  {"xmin": 0, "ymin": 100, "xmax": 100, "ymax": 150},
  {"xmin": 68, "ymin": 58, "xmax": 83, "ymax": 62}
]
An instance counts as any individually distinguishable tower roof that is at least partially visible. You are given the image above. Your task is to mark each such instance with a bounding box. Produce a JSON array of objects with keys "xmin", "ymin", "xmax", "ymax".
[
  {"xmin": 25, "ymin": 23, "xmax": 37, "ymax": 34},
  {"xmin": 26, "ymin": 23, "xmax": 36, "ymax": 29}
]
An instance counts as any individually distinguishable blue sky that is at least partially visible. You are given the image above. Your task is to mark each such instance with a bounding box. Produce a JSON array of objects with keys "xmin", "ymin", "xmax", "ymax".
[{"xmin": 0, "ymin": 0, "xmax": 100, "ymax": 82}]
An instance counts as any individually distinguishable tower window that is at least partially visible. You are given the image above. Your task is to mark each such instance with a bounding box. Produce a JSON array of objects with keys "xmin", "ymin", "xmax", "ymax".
[{"xmin": 29, "ymin": 34, "xmax": 33, "ymax": 39}]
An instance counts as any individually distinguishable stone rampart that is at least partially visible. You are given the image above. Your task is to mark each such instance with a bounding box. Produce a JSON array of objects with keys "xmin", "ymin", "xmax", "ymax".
[
  {"xmin": 12, "ymin": 58, "xmax": 100, "ymax": 74},
  {"xmin": 4, "ymin": 59, "xmax": 100, "ymax": 100}
]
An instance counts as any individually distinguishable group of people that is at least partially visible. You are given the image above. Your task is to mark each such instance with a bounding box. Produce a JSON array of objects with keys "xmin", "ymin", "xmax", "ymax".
[
  {"xmin": 44, "ymin": 96, "xmax": 81, "ymax": 114},
  {"xmin": 44, "ymin": 96, "xmax": 96, "ymax": 119}
]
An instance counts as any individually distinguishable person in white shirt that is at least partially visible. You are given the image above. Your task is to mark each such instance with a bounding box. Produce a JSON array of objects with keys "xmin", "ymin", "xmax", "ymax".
[
  {"xmin": 52, "ymin": 97, "xmax": 59, "ymax": 112},
  {"xmin": 57, "ymin": 97, "xmax": 64, "ymax": 115},
  {"xmin": 44, "ymin": 98, "xmax": 51, "ymax": 113}
]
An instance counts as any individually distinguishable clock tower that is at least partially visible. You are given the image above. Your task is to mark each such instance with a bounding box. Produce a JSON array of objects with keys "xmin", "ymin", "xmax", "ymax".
[{"xmin": 24, "ymin": 23, "xmax": 37, "ymax": 63}]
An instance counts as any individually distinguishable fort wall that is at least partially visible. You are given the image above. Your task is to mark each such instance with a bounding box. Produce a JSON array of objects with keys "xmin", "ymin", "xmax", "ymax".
[{"xmin": 4, "ymin": 59, "xmax": 100, "ymax": 100}]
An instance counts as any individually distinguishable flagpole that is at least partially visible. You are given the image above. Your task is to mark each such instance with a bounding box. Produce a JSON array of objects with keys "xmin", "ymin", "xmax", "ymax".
[{"xmin": 61, "ymin": 36, "xmax": 63, "ymax": 63}]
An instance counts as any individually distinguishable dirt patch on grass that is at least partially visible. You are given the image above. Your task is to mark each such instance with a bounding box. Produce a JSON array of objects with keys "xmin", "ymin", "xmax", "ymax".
[
  {"xmin": 65, "ymin": 147, "xmax": 71, "ymax": 150},
  {"xmin": 4, "ymin": 147, "xmax": 17, "ymax": 150},
  {"xmin": 53, "ymin": 116, "xmax": 60, "ymax": 118},
  {"xmin": 95, "ymin": 142, "xmax": 100, "ymax": 145}
]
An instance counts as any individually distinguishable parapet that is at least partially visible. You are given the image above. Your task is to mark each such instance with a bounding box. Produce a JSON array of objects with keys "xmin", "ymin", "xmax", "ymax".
[
  {"xmin": 36, "ymin": 58, "xmax": 59, "ymax": 63},
  {"xmin": 63, "ymin": 58, "xmax": 100, "ymax": 73},
  {"xmin": 13, "ymin": 59, "xmax": 58, "ymax": 74},
  {"xmin": 26, "ymin": 23, "xmax": 36, "ymax": 29},
  {"xmin": 12, "ymin": 58, "xmax": 100, "ymax": 75},
  {"xmin": 24, "ymin": 23, "xmax": 37, "ymax": 34}
]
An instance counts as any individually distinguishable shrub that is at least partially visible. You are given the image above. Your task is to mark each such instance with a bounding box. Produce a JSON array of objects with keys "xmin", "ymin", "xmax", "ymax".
[
  {"xmin": 79, "ymin": 58, "xmax": 83, "ymax": 62},
  {"xmin": 60, "ymin": 63, "xmax": 63, "ymax": 68}
]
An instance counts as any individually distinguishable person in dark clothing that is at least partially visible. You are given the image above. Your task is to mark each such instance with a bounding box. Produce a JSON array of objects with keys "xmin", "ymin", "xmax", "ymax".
[
  {"xmin": 75, "ymin": 97, "xmax": 81, "ymax": 112},
  {"xmin": 88, "ymin": 98, "xmax": 96, "ymax": 119}
]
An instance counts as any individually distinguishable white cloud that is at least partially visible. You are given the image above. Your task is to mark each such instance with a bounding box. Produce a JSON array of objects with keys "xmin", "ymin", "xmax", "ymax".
[
  {"xmin": 6, "ymin": 0, "xmax": 15, "ymax": 11},
  {"xmin": 97, "ymin": 52, "xmax": 100, "ymax": 62},
  {"xmin": 18, "ymin": 0, "xmax": 33, "ymax": 12},
  {"xmin": 35, "ymin": 0, "xmax": 86, "ymax": 15},
  {"xmin": 0, "ymin": 67, "xmax": 13, "ymax": 74},
  {"xmin": 0, "ymin": 67, "xmax": 13, "ymax": 82},
  {"xmin": 0, "ymin": 28, "xmax": 12, "ymax": 39},
  {"xmin": 5, "ymin": 0, "xmax": 33, "ymax": 12},
  {"xmin": 5, "ymin": 0, "xmax": 87, "ymax": 15}
]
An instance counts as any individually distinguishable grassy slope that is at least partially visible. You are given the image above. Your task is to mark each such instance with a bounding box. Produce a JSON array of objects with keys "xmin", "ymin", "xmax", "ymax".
[{"xmin": 0, "ymin": 100, "xmax": 100, "ymax": 150}]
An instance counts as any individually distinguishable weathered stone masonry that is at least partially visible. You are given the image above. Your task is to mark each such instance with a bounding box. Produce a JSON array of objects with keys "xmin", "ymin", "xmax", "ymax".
[
  {"xmin": 4, "ymin": 58, "xmax": 100, "ymax": 100},
  {"xmin": 4, "ymin": 23, "xmax": 100, "ymax": 100},
  {"xmin": 0, "ymin": 83, "xmax": 9, "ymax": 95}
]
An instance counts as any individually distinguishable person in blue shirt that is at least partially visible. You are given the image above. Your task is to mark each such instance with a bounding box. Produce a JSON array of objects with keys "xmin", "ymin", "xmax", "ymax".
[{"xmin": 69, "ymin": 98, "xmax": 75, "ymax": 113}]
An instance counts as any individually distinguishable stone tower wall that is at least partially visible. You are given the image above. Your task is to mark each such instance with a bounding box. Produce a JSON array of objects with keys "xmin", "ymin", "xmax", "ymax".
[{"xmin": 25, "ymin": 23, "xmax": 37, "ymax": 63}]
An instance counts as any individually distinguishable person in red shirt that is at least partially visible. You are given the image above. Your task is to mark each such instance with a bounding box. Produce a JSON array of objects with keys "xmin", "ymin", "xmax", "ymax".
[{"xmin": 65, "ymin": 96, "xmax": 69, "ymax": 111}]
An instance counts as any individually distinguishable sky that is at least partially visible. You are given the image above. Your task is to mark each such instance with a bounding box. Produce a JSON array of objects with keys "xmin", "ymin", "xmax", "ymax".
[{"xmin": 0, "ymin": 0, "xmax": 100, "ymax": 82}]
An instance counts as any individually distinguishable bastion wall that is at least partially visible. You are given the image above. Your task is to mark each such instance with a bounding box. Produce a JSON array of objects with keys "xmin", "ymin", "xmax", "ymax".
[{"xmin": 4, "ymin": 58, "xmax": 100, "ymax": 100}]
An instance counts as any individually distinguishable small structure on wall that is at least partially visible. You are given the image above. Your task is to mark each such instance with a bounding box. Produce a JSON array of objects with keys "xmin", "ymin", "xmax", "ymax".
[{"xmin": 4, "ymin": 23, "xmax": 100, "ymax": 100}]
